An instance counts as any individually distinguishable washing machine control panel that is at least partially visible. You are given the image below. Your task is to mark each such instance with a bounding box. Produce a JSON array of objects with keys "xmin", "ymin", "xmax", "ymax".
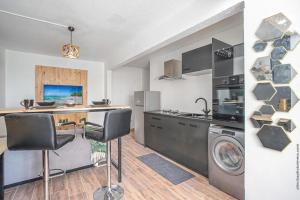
[{"xmin": 222, "ymin": 130, "xmax": 235, "ymax": 136}]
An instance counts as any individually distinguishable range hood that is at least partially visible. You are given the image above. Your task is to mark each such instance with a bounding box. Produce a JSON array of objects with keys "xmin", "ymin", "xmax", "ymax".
[{"xmin": 158, "ymin": 59, "xmax": 183, "ymax": 80}]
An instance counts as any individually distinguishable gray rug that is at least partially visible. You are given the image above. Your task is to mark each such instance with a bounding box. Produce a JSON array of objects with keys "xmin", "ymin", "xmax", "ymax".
[{"xmin": 138, "ymin": 153, "xmax": 194, "ymax": 185}]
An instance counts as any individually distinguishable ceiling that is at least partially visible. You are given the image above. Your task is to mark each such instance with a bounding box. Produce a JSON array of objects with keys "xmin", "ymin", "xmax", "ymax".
[
  {"xmin": 125, "ymin": 12, "xmax": 244, "ymax": 68},
  {"xmin": 0, "ymin": 0, "xmax": 198, "ymax": 64}
]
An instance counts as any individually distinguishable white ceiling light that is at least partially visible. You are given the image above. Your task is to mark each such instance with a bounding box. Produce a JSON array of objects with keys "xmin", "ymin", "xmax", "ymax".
[{"xmin": 62, "ymin": 26, "xmax": 80, "ymax": 59}]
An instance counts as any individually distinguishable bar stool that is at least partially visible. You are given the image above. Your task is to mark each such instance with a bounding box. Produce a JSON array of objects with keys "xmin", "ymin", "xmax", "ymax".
[
  {"xmin": 84, "ymin": 109, "xmax": 132, "ymax": 200},
  {"xmin": 5, "ymin": 113, "xmax": 75, "ymax": 200},
  {"xmin": 49, "ymin": 121, "xmax": 77, "ymax": 177}
]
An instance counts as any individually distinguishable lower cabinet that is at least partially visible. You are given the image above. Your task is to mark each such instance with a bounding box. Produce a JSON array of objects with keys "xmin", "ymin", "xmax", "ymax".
[{"xmin": 144, "ymin": 113, "xmax": 210, "ymax": 177}]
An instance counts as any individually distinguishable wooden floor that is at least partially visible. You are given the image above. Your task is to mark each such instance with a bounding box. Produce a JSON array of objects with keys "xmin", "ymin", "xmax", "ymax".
[{"xmin": 4, "ymin": 134, "xmax": 236, "ymax": 200}]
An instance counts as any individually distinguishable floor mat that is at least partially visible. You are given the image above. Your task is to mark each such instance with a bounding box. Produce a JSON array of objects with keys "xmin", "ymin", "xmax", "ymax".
[{"xmin": 138, "ymin": 153, "xmax": 195, "ymax": 185}]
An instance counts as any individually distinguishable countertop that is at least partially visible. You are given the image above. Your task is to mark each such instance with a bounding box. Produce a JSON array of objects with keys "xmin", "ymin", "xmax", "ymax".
[
  {"xmin": 144, "ymin": 110, "xmax": 212, "ymax": 122},
  {"xmin": 0, "ymin": 105, "xmax": 130, "ymax": 115}
]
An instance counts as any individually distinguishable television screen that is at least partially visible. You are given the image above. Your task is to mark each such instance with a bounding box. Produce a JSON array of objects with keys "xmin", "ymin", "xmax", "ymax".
[{"xmin": 43, "ymin": 84, "xmax": 83, "ymax": 105}]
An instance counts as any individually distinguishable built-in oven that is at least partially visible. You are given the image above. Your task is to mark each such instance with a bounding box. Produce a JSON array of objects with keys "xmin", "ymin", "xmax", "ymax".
[{"xmin": 212, "ymin": 74, "xmax": 244, "ymax": 129}]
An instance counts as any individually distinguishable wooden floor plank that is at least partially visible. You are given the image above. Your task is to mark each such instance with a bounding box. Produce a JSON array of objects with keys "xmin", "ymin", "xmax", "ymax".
[
  {"xmin": 50, "ymin": 190, "xmax": 69, "ymax": 200},
  {"xmin": 4, "ymin": 188, "xmax": 16, "ymax": 200},
  {"xmin": 4, "ymin": 134, "xmax": 236, "ymax": 200},
  {"xmin": 12, "ymin": 182, "xmax": 35, "ymax": 200}
]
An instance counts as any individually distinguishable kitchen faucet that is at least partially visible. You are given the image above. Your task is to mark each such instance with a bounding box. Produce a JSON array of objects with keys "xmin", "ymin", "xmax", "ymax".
[{"xmin": 195, "ymin": 97, "xmax": 211, "ymax": 116}]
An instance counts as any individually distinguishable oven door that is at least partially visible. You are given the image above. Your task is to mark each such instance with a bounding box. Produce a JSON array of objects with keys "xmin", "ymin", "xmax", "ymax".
[{"xmin": 213, "ymin": 85, "xmax": 244, "ymax": 122}]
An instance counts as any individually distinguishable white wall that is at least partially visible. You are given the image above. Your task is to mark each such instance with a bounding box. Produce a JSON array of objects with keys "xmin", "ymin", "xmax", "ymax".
[
  {"xmin": 142, "ymin": 66, "xmax": 150, "ymax": 91},
  {"xmin": 110, "ymin": 66, "xmax": 148, "ymax": 127},
  {"xmin": 0, "ymin": 47, "xmax": 5, "ymax": 107},
  {"xmin": 5, "ymin": 50, "xmax": 106, "ymax": 123},
  {"xmin": 150, "ymin": 20, "xmax": 243, "ymax": 113},
  {"xmin": 244, "ymin": 0, "xmax": 300, "ymax": 199}
]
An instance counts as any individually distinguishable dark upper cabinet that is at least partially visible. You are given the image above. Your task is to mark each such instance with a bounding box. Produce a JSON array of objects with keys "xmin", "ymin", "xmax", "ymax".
[
  {"xmin": 182, "ymin": 44, "xmax": 212, "ymax": 74},
  {"xmin": 212, "ymin": 38, "xmax": 244, "ymax": 77},
  {"xmin": 212, "ymin": 38, "xmax": 234, "ymax": 77}
]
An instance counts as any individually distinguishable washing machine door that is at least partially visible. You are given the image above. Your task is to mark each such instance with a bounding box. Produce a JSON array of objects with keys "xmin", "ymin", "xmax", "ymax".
[{"xmin": 211, "ymin": 135, "xmax": 244, "ymax": 176}]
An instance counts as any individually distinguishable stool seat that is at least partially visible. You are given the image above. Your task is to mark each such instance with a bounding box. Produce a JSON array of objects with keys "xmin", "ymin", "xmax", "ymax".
[
  {"xmin": 85, "ymin": 127, "xmax": 104, "ymax": 142},
  {"xmin": 56, "ymin": 134, "xmax": 75, "ymax": 149}
]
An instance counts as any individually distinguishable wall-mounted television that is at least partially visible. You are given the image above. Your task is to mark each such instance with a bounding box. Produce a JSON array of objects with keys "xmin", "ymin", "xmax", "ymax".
[{"xmin": 43, "ymin": 84, "xmax": 83, "ymax": 105}]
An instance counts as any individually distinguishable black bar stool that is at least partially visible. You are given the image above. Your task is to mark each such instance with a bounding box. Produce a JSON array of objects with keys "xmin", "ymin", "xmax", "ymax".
[
  {"xmin": 5, "ymin": 113, "xmax": 75, "ymax": 200},
  {"xmin": 84, "ymin": 109, "xmax": 131, "ymax": 200}
]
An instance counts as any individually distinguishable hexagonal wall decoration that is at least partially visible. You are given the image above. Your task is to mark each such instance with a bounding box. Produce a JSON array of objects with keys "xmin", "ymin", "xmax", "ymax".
[
  {"xmin": 257, "ymin": 125, "xmax": 291, "ymax": 151},
  {"xmin": 253, "ymin": 82, "xmax": 276, "ymax": 101},
  {"xmin": 277, "ymin": 118, "xmax": 296, "ymax": 132},
  {"xmin": 271, "ymin": 59, "xmax": 281, "ymax": 69},
  {"xmin": 273, "ymin": 31, "xmax": 300, "ymax": 50},
  {"xmin": 266, "ymin": 86, "xmax": 299, "ymax": 112},
  {"xmin": 255, "ymin": 13, "xmax": 291, "ymax": 41},
  {"xmin": 250, "ymin": 111, "xmax": 272, "ymax": 128},
  {"xmin": 259, "ymin": 105, "xmax": 275, "ymax": 116},
  {"xmin": 272, "ymin": 64, "xmax": 297, "ymax": 84},
  {"xmin": 252, "ymin": 12, "xmax": 298, "ymax": 152},
  {"xmin": 271, "ymin": 46, "xmax": 287, "ymax": 60},
  {"xmin": 251, "ymin": 56, "xmax": 273, "ymax": 81},
  {"xmin": 253, "ymin": 40, "xmax": 268, "ymax": 52}
]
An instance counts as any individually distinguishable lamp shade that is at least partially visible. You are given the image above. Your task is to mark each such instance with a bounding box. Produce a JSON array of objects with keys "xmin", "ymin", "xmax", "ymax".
[{"xmin": 62, "ymin": 43, "xmax": 80, "ymax": 59}]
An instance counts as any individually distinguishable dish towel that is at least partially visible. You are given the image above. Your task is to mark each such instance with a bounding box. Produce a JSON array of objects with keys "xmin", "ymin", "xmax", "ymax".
[{"xmin": 85, "ymin": 125, "xmax": 107, "ymax": 166}]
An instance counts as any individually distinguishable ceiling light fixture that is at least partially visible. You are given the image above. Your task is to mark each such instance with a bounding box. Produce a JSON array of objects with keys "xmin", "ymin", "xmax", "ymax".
[{"xmin": 62, "ymin": 26, "xmax": 80, "ymax": 59}]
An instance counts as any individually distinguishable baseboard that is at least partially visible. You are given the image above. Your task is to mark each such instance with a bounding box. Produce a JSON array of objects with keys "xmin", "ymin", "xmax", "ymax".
[{"xmin": 4, "ymin": 164, "xmax": 94, "ymax": 189}]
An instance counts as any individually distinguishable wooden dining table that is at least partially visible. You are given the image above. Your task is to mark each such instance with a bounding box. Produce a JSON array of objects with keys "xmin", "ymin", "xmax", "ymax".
[{"xmin": 0, "ymin": 104, "xmax": 130, "ymax": 199}]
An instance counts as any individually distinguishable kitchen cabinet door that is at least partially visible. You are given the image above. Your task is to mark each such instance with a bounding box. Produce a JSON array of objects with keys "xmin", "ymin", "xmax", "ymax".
[
  {"xmin": 184, "ymin": 120, "xmax": 209, "ymax": 176},
  {"xmin": 167, "ymin": 119, "xmax": 188, "ymax": 163},
  {"xmin": 145, "ymin": 114, "xmax": 163, "ymax": 152},
  {"xmin": 212, "ymin": 38, "xmax": 233, "ymax": 77},
  {"xmin": 182, "ymin": 44, "xmax": 212, "ymax": 74}
]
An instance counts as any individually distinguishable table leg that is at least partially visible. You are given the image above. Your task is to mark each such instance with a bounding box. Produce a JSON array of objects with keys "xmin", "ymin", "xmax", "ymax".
[
  {"xmin": 118, "ymin": 137, "xmax": 122, "ymax": 183},
  {"xmin": 0, "ymin": 153, "xmax": 4, "ymax": 200}
]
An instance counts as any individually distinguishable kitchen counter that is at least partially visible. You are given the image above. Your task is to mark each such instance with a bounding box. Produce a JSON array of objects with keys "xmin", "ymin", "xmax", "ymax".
[
  {"xmin": 144, "ymin": 110, "xmax": 212, "ymax": 122},
  {"xmin": 144, "ymin": 111, "xmax": 210, "ymax": 177}
]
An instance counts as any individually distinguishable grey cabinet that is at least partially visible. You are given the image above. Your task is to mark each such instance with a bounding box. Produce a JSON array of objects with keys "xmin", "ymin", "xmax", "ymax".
[
  {"xmin": 144, "ymin": 114, "xmax": 163, "ymax": 152},
  {"xmin": 212, "ymin": 38, "xmax": 234, "ymax": 77},
  {"xmin": 182, "ymin": 44, "xmax": 212, "ymax": 74},
  {"xmin": 144, "ymin": 113, "xmax": 210, "ymax": 177}
]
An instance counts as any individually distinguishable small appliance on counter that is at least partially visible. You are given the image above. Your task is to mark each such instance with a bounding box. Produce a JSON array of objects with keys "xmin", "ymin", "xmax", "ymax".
[{"xmin": 134, "ymin": 91, "xmax": 160, "ymax": 145}]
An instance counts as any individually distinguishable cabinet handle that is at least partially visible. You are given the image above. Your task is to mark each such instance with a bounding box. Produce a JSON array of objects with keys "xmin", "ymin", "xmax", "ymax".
[
  {"xmin": 152, "ymin": 117, "xmax": 161, "ymax": 120},
  {"xmin": 156, "ymin": 126, "xmax": 163, "ymax": 129},
  {"xmin": 184, "ymin": 67, "xmax": 191, "ymax": 71},
  {"xmin": 150, "ymin": 124, "xmax": 155, "ymax": 127},
  {"xmin": 178, "ymin": 122, "xmax": 186, "ymax": 126},
  {"xmin": 190, "ymin": 124, "xmax": 197, "ymax": 128}
]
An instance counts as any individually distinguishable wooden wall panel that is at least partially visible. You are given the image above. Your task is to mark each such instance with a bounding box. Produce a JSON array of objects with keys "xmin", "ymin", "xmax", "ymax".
[{"xmin": 35, "ymin": 65, "xmax": 88, "ymax": 127}]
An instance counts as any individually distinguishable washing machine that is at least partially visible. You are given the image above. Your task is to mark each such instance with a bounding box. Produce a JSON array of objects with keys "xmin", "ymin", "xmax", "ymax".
[{"xmin": 208, "ymin": 125, "xmax": 244, "ymax": 200}]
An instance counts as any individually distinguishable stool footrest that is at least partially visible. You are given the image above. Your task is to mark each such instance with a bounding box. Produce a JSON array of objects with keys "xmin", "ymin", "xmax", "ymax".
[
  {"xmin": 39, "ymin": 168, "xmax": 66, "ymax": 179},
  {"xmin": 49, "ymin": 169, "xmax": 66, "ymax": 179}
]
